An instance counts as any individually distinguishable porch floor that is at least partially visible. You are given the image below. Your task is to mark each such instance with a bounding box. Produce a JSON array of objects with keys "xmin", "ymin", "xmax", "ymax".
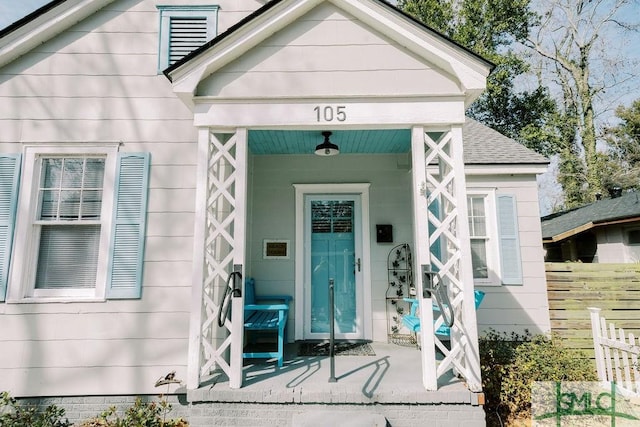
[{"xmin": 187, "ymin": 341, "xmax": 480, "ymax": 405}]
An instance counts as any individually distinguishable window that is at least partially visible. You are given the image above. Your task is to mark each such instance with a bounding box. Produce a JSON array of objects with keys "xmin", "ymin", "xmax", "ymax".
[
  {"xmin": 468, "ymin": 195, "xmax": 489, "ymax": 280},
  {"xmin": 465, "ymin": 191, "xmax": 523, "ymax": 286},
  {"xmin": 157, "ymin": 5, "xmax": 219, "ymax": 72},
  {"xmin": 2, "ymin": 147, "xmax": 150, "ymax": 302},
  {"xmin": 627, "ymin": 229, "xmax": 640, "ymax": 245},
  {"xmin": 35, "ymin": 157, "xmax": 105, "ymax": 293}
]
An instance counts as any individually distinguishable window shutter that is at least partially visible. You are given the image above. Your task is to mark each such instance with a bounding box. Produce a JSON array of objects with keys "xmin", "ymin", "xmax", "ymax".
[
  {"xmin": 0, "ymin": 154, "xmax": 21, "ymax": 302},
  {"xmin": 106, "ymin": 153, "xmax": 150, "ymax": 299},
  {"xmin": 168, "ymin": 16, "xmax": 207, "ymax": 65},
  {"xmin": 497, "ymin": 194, "xmax": 523, "ymax": 285}
]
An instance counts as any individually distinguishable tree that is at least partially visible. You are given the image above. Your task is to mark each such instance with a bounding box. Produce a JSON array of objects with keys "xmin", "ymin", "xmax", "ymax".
[
  {"xmin": 600, "ymin": 99, "xmax": 640, "ymax": 191},
  {"xmin": 399, "ymin": 0, "xmax": 559, "ymax": 157},
  {"xmin": 525, "ymin": 0, "xmax": 640, "ymax": 206}
]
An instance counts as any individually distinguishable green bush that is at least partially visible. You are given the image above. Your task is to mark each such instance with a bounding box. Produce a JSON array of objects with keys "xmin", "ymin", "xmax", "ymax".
[
  {"xmin": 500, "ymin": 334, "xmax": 597, "ymax": 424},
  {"xmin": 79, "ymin": 397, "xmax": 188, "ymax": 427},
  {"xmin": 479, "ymin": 330, "xmax": 597, "ymax": 426},
  {"xmin": 0, "ymin": 391, "xmax": 71, "ymax": 427},
  {"xmin": 479, "ymin": 329, "xmax": 532, "ymax": 426}
]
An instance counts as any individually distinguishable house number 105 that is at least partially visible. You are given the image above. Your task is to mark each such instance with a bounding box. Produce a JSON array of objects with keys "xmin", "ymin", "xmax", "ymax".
[{"xmin": 314, "ymin": 106, "xmax": 347, "ymax": 122}]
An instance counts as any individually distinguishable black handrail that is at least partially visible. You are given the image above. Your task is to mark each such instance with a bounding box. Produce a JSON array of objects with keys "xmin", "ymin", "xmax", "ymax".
[{"xmin": 217, "ymin": 271, "xmax": 243, "ymax": 328}]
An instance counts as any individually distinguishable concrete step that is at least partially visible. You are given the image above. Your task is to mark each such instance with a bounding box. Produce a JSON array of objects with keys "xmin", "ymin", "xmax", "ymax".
[{"xmin": 292, "ymin": 410, "xmax": 387, "ymax": 426}]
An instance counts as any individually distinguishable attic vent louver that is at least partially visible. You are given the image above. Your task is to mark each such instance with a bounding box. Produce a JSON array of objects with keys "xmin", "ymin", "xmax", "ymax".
[
  {"xmin": 157, "ymin": 6, "xmax": 219, "ymax": 72},
  {"xmin": 169, "ymin": 16, "xmax": 207, "ymax": 65}
]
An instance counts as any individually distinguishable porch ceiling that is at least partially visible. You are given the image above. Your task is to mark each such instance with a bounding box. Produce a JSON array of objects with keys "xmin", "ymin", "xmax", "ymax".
[{"xmin": 248, "ymin": 129, "xmax": 411, "ymax": 155}]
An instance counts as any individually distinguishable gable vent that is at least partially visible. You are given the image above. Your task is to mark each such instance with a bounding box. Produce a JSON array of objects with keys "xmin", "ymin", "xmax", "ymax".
[{"xmin": 169, "ymin": 16, "xmax": 207, "ymax": 65}]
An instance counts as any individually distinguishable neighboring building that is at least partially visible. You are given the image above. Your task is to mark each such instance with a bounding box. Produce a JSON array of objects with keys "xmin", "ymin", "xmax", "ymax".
[
  {"xmin": 542, "ymin": 189, "xmax": 640, "ymax": 263},
  {"xmin": 0, "ymin": 0, "xmax": 551, "ymax": 424}
]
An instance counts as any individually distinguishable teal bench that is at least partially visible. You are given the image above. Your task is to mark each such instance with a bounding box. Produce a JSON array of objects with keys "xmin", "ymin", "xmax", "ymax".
[
  {"xmin": 402, "ymin": 289, "xmax": 485, "ymax": 340},
  {"xmin": 243, "ymin": 278, "xmax": 292, "ymax": 367}
]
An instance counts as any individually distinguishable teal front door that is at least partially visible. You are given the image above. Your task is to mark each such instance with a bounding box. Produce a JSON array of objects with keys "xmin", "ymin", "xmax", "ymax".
[{"xmin": 304, "ymin": 195, "xmax": 363, "ymax": 339}]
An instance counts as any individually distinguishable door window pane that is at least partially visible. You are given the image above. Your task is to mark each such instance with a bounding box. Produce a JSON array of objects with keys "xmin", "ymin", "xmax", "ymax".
[{"xmin": 310, "ymin": 200, "xmax": 356, "ymax": 334}]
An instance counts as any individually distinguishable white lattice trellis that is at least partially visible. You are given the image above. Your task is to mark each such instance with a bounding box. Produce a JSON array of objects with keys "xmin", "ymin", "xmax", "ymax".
[
  {"xmin": 412, "ymin": 127, "xmax": 482, "ymax": 391},
  {"xmin": 188, "ymin": 129, "xmax": 248, "ymax": 390}
]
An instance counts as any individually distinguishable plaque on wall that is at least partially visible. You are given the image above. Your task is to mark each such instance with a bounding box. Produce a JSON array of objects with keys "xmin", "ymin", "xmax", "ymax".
[{"xmin": 263, "ymin": 239, "xmax": 290, "ymax": 259}]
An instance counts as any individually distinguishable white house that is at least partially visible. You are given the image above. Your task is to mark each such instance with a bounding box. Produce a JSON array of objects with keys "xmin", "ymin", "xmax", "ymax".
[{"xmin": 0, "ymin": 0, "xmax": 551, "ymax": 424}]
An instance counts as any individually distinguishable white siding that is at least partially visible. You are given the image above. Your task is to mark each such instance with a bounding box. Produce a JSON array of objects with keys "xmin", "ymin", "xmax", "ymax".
[
  {"xmin": 467, "ymin": 175, "xmax": 551, "ymax": 335},
  {"xmin": 595, "ymin": 225, "xmax": 640, "ymax": 263},
  {"xmin": 0, "ymin": 0, "xmax": 206, "ymax": 397},
  {"xmin": 197, "ymin": 3, "xmax": 460, "ymax": 98}
]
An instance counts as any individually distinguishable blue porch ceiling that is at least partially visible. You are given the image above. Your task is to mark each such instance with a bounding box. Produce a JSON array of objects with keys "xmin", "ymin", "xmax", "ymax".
[{"xmin": 248, "ymin": 129, "xmax": 411, "ymax": 155}]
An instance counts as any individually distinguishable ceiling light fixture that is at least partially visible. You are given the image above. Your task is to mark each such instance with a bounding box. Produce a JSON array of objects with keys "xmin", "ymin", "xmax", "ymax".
[{"xmin": 314, "ymin": 131, "xmax": 339, "ymax": 156}]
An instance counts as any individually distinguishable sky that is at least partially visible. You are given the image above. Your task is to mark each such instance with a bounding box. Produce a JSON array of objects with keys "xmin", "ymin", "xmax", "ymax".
[{"xmin": 0, "ymin": 0, "xmax": 50, "ymax": 30}]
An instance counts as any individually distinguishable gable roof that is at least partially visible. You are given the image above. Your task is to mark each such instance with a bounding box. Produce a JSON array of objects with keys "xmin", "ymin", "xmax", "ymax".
[
  {"xmin": 165, "ymin": 0, "xmax": 494, "ymax": 106},
  {"xmin": 541, "ymin": 191, "xmax": 640, "ymax": 242},
  {"xmin": 462, "ymin": 118, "xmax": 548, "ymax": 165},
  {"xmin": 163, "ymin": 0, "xmax": 493, "ymax": 77}
]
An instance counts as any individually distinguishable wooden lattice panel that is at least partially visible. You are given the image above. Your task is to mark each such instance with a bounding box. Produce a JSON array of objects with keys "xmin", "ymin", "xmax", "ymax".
[
  {"xmin": 422, "ymin": 130, "xmax": 480, "ymax": 390},
  {"xmin": 200, "ymin": 132, "xmax": 240, "ymax": 379}
]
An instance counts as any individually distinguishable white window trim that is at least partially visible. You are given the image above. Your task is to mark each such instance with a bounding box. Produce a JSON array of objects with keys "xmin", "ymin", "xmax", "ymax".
[
  {"xmin": 6, "ymin": 144, "xmax": 119, "ymax": 303},
  {"xmin": 467, "ymin": 188, "xmax": 501, "ymax": 287},
  {"xmin": 157, "ymin": 5, "xmax": 219, "ymax": 73}
]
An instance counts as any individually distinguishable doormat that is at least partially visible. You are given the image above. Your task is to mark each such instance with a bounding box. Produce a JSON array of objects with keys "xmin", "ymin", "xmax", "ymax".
[{"xmin": 298, "ymin": 342, "xmax": 376, "ymax": 356}]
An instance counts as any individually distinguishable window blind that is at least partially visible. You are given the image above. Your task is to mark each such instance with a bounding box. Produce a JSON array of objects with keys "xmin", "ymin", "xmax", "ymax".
[{"xmin": 35, "ymin": 225, "xmax": 100, "ymax": 289}]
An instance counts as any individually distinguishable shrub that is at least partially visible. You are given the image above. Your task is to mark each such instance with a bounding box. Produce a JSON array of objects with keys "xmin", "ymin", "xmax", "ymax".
[
  {"xmin": 479, "ymin": 329, "xmax": 532, "ymax": 426},
  {"xmin": 0, "ymin": 391, "xmax": 71, "ymax": 427},
  {"xmin": 500, "ymin": 334, "xmax": 597, "ymax": 424},
  {"xmin": 79, "ymin": 397, "xmax": 188, "ymax": 427}
]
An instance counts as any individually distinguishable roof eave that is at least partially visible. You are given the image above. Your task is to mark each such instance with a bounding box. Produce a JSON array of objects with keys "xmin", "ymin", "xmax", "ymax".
[
  {"xmin": 543, "ymin": 215, "xmax": 640, "ymax": 243},
  {"xmin": 464, "ymin": 163, "xmax": 549, "ymax": 175},
  {"xmin": 0, "ymin": 0, "xmax": 115, "ymax": 69}
]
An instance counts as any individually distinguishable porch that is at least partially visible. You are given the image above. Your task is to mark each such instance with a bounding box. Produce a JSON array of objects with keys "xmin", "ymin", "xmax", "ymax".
[
  {"xmin": 187, "ymin": 341, "xmax": 485, "ymax": 426},
  {"xmin": 167, "ymin": 0, "xmax": 493, "ymax": 399}
]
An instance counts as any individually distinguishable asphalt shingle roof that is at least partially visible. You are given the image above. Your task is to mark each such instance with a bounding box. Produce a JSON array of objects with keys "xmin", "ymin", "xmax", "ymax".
[
  {"xmin": 541, "ymin": 191, "xmax": 640, "ymax": 240},
  {"xmin": 462, "ymin": 118, "xmax": 549, "ymax": 165}
]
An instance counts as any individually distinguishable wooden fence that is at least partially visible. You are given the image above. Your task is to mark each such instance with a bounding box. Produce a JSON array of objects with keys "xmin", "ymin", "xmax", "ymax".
[{"xmin": 546, "ymin": 262, "xmax": 640, "ymax": 359}]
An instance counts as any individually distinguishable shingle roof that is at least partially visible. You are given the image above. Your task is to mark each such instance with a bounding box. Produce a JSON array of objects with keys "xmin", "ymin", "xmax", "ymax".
[
  {"xmin": 462, "ymin": 118, "xmax": 549, "ymax": 165},
  {"xmin": 541, "ymin": 191, "xmax": 640, "ymax": 241}
]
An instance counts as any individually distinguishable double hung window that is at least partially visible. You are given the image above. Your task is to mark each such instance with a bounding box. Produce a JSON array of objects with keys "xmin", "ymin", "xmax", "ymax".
[
  {"xmin": 35, "ymin": 157, "xmax": 106, "ymax": 296},
  {"xmin": 1, "ymin": 146, "xmax": 149, "ymax": 302},
  {"xmin": 466, "ymin": 191, "xmax": 523, "ymax": 286},
  {"xmin": 468, "ymin": 195, "xmax": 490, "ymax": 280}
]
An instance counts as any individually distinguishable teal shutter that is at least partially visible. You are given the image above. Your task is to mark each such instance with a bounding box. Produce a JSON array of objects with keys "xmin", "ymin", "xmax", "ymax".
[
  {"xmin": 497, "ymin": 194, "xmax": 523, "ymax": 285},
  {"xmin": 106, "ymin": 153, "xmax": 150, "ymax": 299},
  {"xmin": 0, "ymin": 154, "xmax": 21, "ymax": 302}
]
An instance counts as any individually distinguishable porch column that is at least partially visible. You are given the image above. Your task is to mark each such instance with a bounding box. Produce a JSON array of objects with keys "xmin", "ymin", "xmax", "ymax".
[
  {"xmin": 449, "ymin": 125, "xmax": 482, "ymax": 392},
  {"xmin": 187, "ymin": 128, "xmax": 248, "ymax": 390},
  {"xmin": 411, "ymin": 125, "xmax": 482, "ymax": 392},
  {"xmin": 411, "ymin": 126, "xmax": 438, "ymax": 390}
]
